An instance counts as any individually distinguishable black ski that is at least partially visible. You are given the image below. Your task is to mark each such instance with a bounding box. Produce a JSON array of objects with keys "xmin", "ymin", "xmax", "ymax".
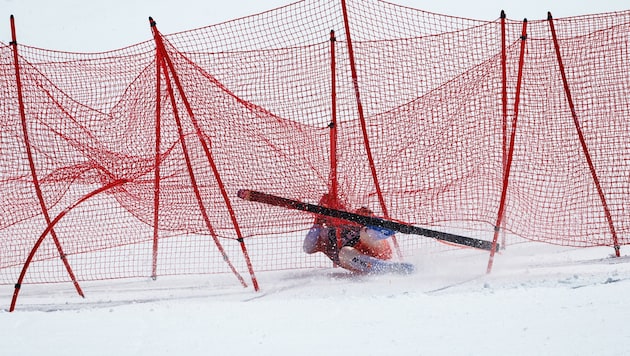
[{"xmin": 237, "ymin": 189, "xmax": 498, "ymax": 252}]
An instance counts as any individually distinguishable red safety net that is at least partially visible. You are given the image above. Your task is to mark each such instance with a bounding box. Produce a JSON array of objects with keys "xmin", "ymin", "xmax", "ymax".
[{"xmin": 1, "ymin": 0, "xmax": 630, "ymax": 296}]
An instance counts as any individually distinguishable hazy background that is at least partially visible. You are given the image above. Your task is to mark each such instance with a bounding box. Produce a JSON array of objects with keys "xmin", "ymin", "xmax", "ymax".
[{"xmin": 1, "ymin": 0, "xmax": 628, "ymax": 51}]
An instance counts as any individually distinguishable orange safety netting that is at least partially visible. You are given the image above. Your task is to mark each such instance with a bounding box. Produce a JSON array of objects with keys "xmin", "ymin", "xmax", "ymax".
[{"xmin": 1, "ymin": 0, "xmax": 629, "ymax": 292}]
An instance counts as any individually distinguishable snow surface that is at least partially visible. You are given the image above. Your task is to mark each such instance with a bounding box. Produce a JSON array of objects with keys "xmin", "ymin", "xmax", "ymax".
[
  {"xmin": 2, "ymin": 1, "xmax": 630, "ymax": 355},
  {"xmin": 2, "ymin": 243, "xmax": 630, "ymax": 356}
]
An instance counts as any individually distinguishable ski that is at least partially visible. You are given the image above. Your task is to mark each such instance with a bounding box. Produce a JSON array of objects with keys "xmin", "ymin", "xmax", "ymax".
[
  {"xmin": 237, "ymin": 189, "xmax": 498, "ymax": 252},
  {"xmin": 349, "ymin": 255, "xmax": 416, "ymax": 275}
]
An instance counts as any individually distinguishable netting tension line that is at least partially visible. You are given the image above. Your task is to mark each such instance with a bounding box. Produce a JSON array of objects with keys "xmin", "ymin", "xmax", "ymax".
[
  {"xmin": 547, "ymin": 12, "xmax": 621, "ymax": 257},
  {"xmin": 487, "ymin": 17, "xmax": 528, "ymax": 273},
  {"xmin": 149, "ymin": 17, "xmax": 259, "ymax": 290},
  {"xmin": 340, "ymin": 0, "xmax": 402, "ymax": 258},
  {"xmin": 9, "ymin": 15, "xmax": 85, "ymax": 303}
]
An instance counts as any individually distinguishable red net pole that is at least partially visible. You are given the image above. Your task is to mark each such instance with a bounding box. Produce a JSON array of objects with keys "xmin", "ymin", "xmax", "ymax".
[
  {"xmin": 329, "ymin": 30, "xmax": 339, "ymax": 203},
  {"xmin": 329, "ymin": 30, "xmax": 344, "ymax": 252},
  {"xmin": 487, "ymin": 18, "xmax": 528, "ymax": 273},
  {"xmin": 150, "ymin": 18, "xmax": 255, "ymax": 289},
  {"xmin": 156, "ymin": 23, "xmax": 258, "ymax": 291},
  {"xmin": 340, "ymin": 0, "xmax": 402, "ymax": 258},
  {"xmin": 151, "ymin": 47, "xmax": 163, "ymax": 280},
  {"xmin": 10, "ymin": 179, "xmax": 128, "ymax": 312},
  {"xmin": 547, "ymin": 12, "xmax": 621, "ymax": 256},
  {"xmin": 9, "ymin": 15, "xmax": 85, "ymax": 299},
  {"xmin": 499, "ymin": 11, "xmax": 508, "ymax": 250}
]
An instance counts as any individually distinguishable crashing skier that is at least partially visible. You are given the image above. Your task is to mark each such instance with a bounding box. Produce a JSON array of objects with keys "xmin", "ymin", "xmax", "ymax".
[{"xmin": 303, "ymin": 193, "xmax": 414, "ymax": 274}]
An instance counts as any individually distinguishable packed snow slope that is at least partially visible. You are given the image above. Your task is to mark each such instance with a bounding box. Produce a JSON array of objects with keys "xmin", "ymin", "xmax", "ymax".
[{"xmin": 2, "ymin": 242, "xmax": 629, "ymax": 356}]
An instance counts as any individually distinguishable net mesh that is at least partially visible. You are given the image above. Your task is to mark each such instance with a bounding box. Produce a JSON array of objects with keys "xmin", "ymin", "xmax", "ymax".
[{"xmin": 1, "ymin": 0, "xmax": 629, "ymax": 287}]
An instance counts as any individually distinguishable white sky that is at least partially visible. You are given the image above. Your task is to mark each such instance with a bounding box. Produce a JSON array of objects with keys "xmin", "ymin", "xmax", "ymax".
[{"xmin": 1, "ymin": 0, "xmax": 628, "ymax": 51}]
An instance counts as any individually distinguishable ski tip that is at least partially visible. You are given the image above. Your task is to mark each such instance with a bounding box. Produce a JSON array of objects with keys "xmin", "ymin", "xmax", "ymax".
[{"xmin": 237, "ymin": 189, "xmax": 251, "ymax": 200}]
